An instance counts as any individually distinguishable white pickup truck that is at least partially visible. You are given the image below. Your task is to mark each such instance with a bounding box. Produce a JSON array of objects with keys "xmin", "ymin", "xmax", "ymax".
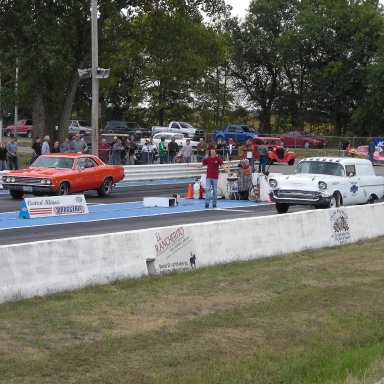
[
  {"xmin": 151, "ymin": 121, "xmax": 205, "ymax": 140},
  {"xmin": 269, "ymin": 157, "xmax": 384, "ymax": 213}
]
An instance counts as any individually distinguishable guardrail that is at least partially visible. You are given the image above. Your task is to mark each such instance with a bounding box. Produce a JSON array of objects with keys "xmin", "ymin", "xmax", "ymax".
[{"xmin": 0, "ymin": 162, "xmax": 240, "ymax": 187}]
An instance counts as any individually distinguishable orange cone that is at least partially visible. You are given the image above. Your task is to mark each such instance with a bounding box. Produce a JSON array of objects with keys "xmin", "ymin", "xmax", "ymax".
[{"xmin": 186, "ymin": 184, "xmax": 193, "ymax": 199}]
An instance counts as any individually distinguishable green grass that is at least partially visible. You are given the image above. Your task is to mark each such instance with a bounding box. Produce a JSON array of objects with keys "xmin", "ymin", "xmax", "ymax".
[{"xmin": 1, "ymin": 238, "xmax": 384, "ymax": 383}]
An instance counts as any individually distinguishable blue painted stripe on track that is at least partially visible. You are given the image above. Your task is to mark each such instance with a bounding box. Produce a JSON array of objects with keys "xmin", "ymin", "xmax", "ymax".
[
  {"xmin": 116, "ymin": 178, "xmax": 195, "ymax": 187},
  {"xmin": 0, "ymin": 199, "xmax": 271, "ymax": 231}
]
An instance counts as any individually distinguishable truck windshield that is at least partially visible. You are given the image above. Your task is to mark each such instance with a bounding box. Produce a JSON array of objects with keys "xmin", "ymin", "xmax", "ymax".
[
  {"xmin": 297, "ymin": 161, "xmax": 345, "ymax": 176},
  {"xmin": 179, "ymin": 122, "xmax": 193, "ymax": 128}
]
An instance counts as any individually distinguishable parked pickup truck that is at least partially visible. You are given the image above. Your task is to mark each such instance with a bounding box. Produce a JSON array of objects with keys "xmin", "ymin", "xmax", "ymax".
[
  {"xmin": 212, "ymin": 125, "xmax": 257, "ymax": 144},
  {"xmin": 269, "ymin": 157, "xmax": 384, "ymax": 214},
  {"xmin": 151, "ymin": 121, "xmax": 205, "ymax": 140},
  {"xmin": 3, "ymin": 119, "xmax": 33, "ymax": 138}
]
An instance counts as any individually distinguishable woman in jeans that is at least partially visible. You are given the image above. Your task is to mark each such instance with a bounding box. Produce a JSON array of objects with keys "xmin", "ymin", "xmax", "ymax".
[{"xmin": 0, "ymin": 142, "xmax": 7, "ymax": 170}]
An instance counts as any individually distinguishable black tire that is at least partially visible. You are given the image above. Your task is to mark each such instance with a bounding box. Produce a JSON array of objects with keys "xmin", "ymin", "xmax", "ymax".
[
  {"xmin": 97, "ymin": 177, "xmax": 113, "ymax": 197},
  {"xmin": 56, "ymin": 182, "xmax": 70, "ymax": 196},
  {"xmin": 288, "ymin": 159, "xmax": 295, "ymax": 166},
  {"xmin": 276, "ymin": 203, "xmax": 289, "ymax": 214},
  {"xmin": 27, "ymin": 131, "xmax": 32, "ymax": 138},
  {"xmin": 325, "ymin": 194, "xmax": 338, "ymax": 208},
  {"xmin": 10, "ymin": 190, "xmax": 24, "ymax": 199},
  {"xmin": 368, "ymin": 194, "xmax": 376, "ymax": 204},
  {"xmin": 303, "ymin": 140, "xmax": 310, "ymax": 149},
  {"xmin": 269, "ymin": 158, "xmax": 274, "ymax": 165},
  {"xmin": 216, "ymin": 136, "xmax": 224, "ymax": 144},
  {"xmin": 128, "ymin": 132, "xmax": 136, "ymax": 141},
  {"xmin": 5, "ymin": 130, "xmax": 11, "ymax": 137}
]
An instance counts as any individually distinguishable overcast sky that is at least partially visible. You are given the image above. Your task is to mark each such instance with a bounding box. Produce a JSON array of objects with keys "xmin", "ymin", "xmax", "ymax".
[
  {"xmin": 225, "ymin": 0, "xmax": 249, "ymax": 18},
  {"xmin": 225, "ymin": 0, "xmax": 384, "ymax": 18}
]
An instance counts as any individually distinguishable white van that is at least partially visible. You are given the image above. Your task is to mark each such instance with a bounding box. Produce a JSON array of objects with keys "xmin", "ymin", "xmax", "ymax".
[{"xmin": 269, "ymin": 157, "xmax": 384, "ymax": 213}]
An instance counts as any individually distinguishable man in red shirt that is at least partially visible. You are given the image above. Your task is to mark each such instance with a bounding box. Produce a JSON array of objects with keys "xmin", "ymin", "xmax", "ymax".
[
  {"xmin": 98, "ymin": 138, "xmax": 111, "ymax": 164},
  {"xmin": 189, "ymin": 149, "xmax": 224, "ymax": 208}
]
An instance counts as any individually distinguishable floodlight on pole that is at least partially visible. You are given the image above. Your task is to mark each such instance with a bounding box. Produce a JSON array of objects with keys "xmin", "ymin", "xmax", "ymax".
[
  {"xmin": 95, "ymin": 68, "xmax": 110, "ymax": 79},
  {"xmin": 78, "ymin": 68, "xmax": 92, "ymax": 79},
  {"xmin": 91, "ymin": 0, "xmax": 99, "ymax": 156}
]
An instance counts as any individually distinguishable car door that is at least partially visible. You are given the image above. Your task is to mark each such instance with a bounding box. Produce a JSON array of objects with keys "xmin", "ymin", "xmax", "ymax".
[
  {"xmin": 74, "ymin": 157, "xmax": 100, "ymax": 191},
  {"xmin": 343, "ymin": 164, "xmax": 363, "ymax": 204}
]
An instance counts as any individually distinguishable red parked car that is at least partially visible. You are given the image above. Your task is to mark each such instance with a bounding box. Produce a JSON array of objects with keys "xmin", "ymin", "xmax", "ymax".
[
  {"xmin": 279, "ymin": 130, "xmax": 327, "ymax": 149},
  {"xmin": 3, "ymin": 119, "xmax": 33, "ymax": 138},
  {"xmin": 253, "ymin": 137, "xmax": 296, "ymax": 165}
]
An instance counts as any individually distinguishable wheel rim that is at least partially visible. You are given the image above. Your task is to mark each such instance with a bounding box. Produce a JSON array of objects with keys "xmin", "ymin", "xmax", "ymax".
[
  {"xmin": 58, "ymin": 183, "xmax": 69, "ymax": 195},
  {"xmin": 104, "ymin": 179, "xmax": 112, "ymax": 193},
  {"xmin": 304, "ymin": 141, "xmax": 309, "ymax": 149},
  {"xmin": 329, "ymin": 196, "xmax": 337, "ymax": 208}
]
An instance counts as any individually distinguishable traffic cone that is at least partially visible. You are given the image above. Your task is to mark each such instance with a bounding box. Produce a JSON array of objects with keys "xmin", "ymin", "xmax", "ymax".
[{"xmin": 186, "ymin": 184, "xmax": 193, "ymax": 199}]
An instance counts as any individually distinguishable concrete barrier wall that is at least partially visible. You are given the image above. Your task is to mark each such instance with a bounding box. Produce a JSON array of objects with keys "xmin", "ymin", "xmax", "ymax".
[{"xmin": 1, "ymin": 203, "xmax": 383, "ymax": 303}]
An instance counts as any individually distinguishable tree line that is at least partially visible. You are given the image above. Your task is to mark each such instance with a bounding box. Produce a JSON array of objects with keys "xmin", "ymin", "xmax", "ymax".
[{"xmin": 0, "ymin": 0, "xmax": 384, "ymax": 141}]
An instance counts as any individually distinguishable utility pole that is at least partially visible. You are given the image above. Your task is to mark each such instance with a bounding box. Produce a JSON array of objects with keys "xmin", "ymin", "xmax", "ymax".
[
  {"xmin": 0, "ymin": 78, "xmax": 3, "ymax": 142},
  {"xmin": 91, "ymin": 0, "xmax": 99, "ymax": 156},
  {"xmin": 14, "ymin": 66, "xmax": 18, "ymax": 137}
]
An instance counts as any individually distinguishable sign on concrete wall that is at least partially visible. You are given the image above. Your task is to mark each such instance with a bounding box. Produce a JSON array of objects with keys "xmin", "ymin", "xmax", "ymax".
[
  {"xmin": 19, "ymin": 195, "xmax": 89, "ymax": 219},
  {"xmin": 152, "ymin": 226, "xmax": 197, "ymax": 274}
]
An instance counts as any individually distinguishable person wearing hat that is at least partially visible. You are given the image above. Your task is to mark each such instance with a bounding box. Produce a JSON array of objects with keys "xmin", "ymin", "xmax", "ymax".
[
  {"xmin": 70, "ymin": 133, "xmax": 88, "ymax": 153},
  {"xmin": 224, "ymin": 137, "xmax": 238, "ymax": 160},
  {"xmin": 236, "ymin": 158, "xmax": 253, "ymax": 200},
  {"xmin": 158, "ymin": 136, "xmax": 168, "ymax": 164},
  {"xmin": 141, "ymin": 138, "xmax": 156, "ymax": 164}
]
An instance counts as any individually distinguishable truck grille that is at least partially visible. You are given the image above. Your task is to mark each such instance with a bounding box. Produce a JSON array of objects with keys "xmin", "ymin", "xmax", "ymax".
[
  {"xmin": 193, "ymin": 130, "xmax": 206, "ymax": 139},
  {"xmin": 274, "ymin": 190, "xmax": 322, "ymax": 200}
]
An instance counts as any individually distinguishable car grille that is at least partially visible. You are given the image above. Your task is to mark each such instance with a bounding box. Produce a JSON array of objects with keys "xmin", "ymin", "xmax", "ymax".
[
  {"xmin": 274, "ymin": 190, "xmax": 322, "ymax": 200},
  {"xmin": 276, "ymin": 148, "xmax": 285, "ymax": 160},
  {"xmin": 8, "ymin": 177, "xmax": 43, "ymax": 185}
]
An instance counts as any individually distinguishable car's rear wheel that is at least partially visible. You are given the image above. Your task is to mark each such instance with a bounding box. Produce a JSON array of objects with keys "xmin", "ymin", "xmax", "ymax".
[
  {"xmin": 97, "ymin": 177, "xmax": 113, "ymax": 197},
  {"xmin": 56, "ymin": 182, "xmax": 70, "ymax": 196},
  {"xmin": 128, "ymin": 132, "xmax": 136, "ymax": 141},
  {"xmin": 288, "ymin": 159, "xmax": 295, "ymax": 166},
  {"xmin": 27, "ymin": 131, "xmax": 32, "ymax": 138},
  {"xmin": 10, "ymin": 190, "xmax": 24, "ymax": 199},
  {"xmin": 303, "ymin": 140, "xmax": 310, "ymax": 149},
  {"xmin": 368, "ymin": 194, "xmax": 376, "ymax": 204},
  {"xmin": 276, "ymin": 202, "xmax": 289, "ymax": 214},
  {"xmin": 5, "ymin": 130, "xmax": 11, "ymax": 137}
]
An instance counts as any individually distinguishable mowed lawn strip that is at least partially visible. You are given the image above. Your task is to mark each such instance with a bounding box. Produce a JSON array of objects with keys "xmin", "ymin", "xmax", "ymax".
[{"xmin": 0, "ymin": 237, "xmax": 384, "ymax": 384}]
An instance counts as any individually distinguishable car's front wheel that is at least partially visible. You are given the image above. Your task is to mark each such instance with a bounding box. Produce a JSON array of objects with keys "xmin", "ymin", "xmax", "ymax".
[
  {"xmin": 288, "ymin": 159, "xmax": 295, "ymax": 166},
  {"xmin": 97, "ymin": 177, "xmax": 113, "ymax": 197},
  {"xmin": 276, "ymin": 202, "xmax": 289, "ymax": 214},
  {"xmin": 303, "ymin": 140, "xmax": 310, "ymax": 149},
  {"xmin": 367, "ymin": 194, "xmax": 376, "ymax": 204},
  {"xmin": 56, "ymin": 182, "xmax": 70, "ymax": 196},
  {"xmin": 325, "ymin": 193, "xmax": 340, "ymax": 208},
  {"xmin": 10, "ymin": 190, "xmax": 24, "ymax": 199},
  {"xmin": 27, "ymin": 131, "xmax": 32, "ymax": 138}
]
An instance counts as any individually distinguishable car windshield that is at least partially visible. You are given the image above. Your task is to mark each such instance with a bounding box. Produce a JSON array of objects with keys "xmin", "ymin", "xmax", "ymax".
[
  {"xmin": 179, "ymin": 122, "xmax": 193, "ymax": 128},
  {"xmin": 242, "ymin": 126, "xmax": 256, "ymax": 133},
  {"xmin": 78, "ymin": 120, "xmax": 90, "ymax": 126},
  {"xmin": 173, "ymin": 134, "xmax": 184, "ymax": 140},
  {"xmin": 297, "ymin": 161, "xmax": 345, "ymax": 176},
  {"xmin": 31, "ymin": 156, "xmax": 74, "ymax": 169}
]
